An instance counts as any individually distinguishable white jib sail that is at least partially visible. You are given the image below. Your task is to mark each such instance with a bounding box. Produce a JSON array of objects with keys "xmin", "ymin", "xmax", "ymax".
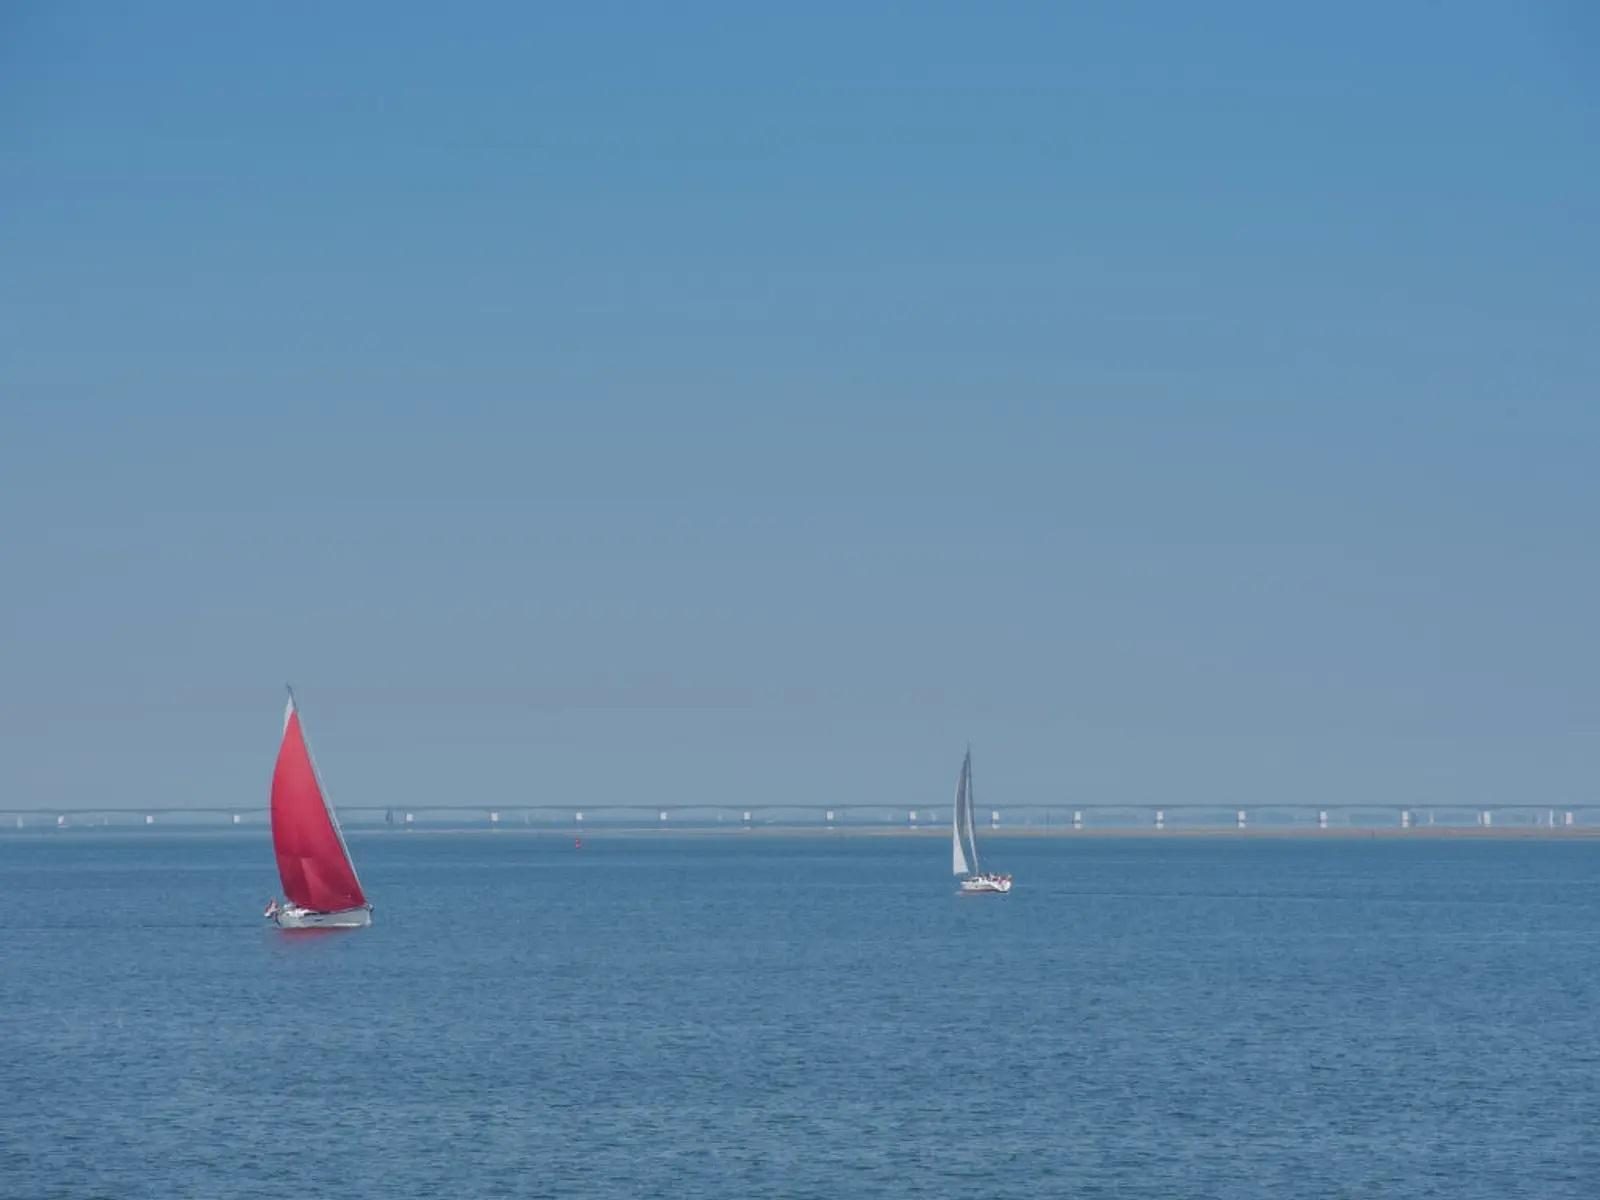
[
  {"xmin": 962, "ymin": 752, "xmax": 981, "ymax": 875},
  {"xmin": 952, "ymin": 750, "xmax": 975, "ymax": 876}
]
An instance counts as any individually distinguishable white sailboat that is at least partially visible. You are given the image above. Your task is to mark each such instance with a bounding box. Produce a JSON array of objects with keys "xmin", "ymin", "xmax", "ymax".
[{"xmin": 953, "ymin": 747, "xmax": 1011, "ymax": 894}]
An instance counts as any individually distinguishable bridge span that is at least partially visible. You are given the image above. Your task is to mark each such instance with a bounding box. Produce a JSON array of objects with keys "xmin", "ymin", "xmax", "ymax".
[{"xmin": 3, "ymin": 802, "xmax": 1593, "ymax": 832}]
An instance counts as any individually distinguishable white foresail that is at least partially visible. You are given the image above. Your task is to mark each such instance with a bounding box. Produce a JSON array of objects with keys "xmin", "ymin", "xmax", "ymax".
[
  {"xmin": 952, "ymin": 752, "xmax": 969, "ymax": 875},
  {"xmin": 962, "ymin": 751, "xmax": 981, "ymax": 875},
  {"xmin": 952, "ymin": 749, "xmax": 979, "ymax": 876}
]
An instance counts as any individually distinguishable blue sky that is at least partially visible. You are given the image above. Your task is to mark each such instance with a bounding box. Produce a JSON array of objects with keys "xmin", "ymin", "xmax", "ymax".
[{"xmin": 2, "ymin": 2, "xmax": 1597, "ymax": 812}]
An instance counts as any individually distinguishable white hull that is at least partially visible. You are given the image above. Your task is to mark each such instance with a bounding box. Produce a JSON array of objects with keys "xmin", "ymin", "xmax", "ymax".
[
  {"xmin": 270, "ymin": 904, "xmax": 372, "ymax": 928},
  {"xmin": 959, "ymin": 875, "xmax": 1012, "ymax": 894}
]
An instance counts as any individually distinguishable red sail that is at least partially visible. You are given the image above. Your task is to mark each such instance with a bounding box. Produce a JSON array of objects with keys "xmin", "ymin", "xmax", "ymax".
[{"xmin": 270, "ymin": 701, "xmax": 366, "ymax": 912}]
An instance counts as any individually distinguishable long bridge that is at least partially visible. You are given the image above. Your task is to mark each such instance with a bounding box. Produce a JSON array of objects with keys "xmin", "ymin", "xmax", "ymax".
[{"xmin": 3, "ymin": 802, "xmax": 1593, "ymax": 832}]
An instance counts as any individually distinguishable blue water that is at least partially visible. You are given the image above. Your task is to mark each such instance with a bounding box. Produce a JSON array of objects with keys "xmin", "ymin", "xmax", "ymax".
[{"xmin": 3, "ymin": 833, "xmax": 1597, "ymax": 1198}]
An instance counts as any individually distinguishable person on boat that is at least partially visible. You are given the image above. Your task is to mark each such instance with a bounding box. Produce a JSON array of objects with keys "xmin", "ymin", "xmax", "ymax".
[{"xmin": 264, "ymin": 898, "xmax": 279, "ymax": 919}]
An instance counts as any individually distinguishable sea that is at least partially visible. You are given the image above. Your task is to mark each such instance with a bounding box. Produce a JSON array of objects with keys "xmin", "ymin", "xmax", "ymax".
[{"xmin": 2, "ymin": 831, "xmax": 1597, "ymax": 1199}]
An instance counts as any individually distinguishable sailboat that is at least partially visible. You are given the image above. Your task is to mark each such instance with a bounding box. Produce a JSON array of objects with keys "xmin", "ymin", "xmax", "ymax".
[
  {"xmin": 264, "ymin": 688, "xmax": 372, "ymax": 928},
  {"xmin": 953, "ymin": 747, "xmax": 1011, "ymax": 894}
]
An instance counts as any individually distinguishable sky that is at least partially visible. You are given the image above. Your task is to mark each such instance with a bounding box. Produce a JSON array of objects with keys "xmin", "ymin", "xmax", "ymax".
[{"xmin": 2, "ymin": 2, "xmax": 1597, "ymax": 814}]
